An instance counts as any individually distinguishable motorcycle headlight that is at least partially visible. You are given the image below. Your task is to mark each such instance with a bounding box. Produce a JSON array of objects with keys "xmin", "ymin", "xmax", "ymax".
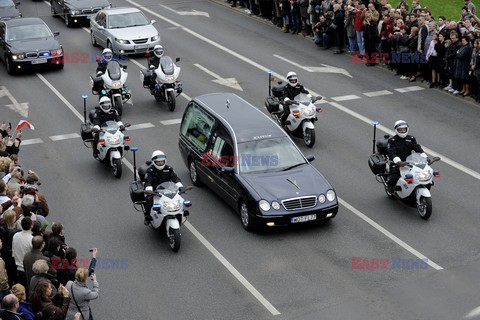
[
  {"xmin": 112, "ymin": 81, "xmax": 122, "ymax": 88},
  {"xmin": 415, "ymin": 172, "xmax": 432, "ymax": 181},
  {"xmin": 11, "ymin": 54, "xmax": 24, "ymax": 60},
  {"xmin": 151, "ymin": 34, "xmax": 160, "ymax": 41},
  {"xmin": 259, "ymin": 200, "xmax": 270, "ymax": 211},
  {"xmin": 163, "ymin": 200, "xmax": 181, "ymax": 212},
  {"xmin": 107, "ymin": 136, "xmax": 121, "ymax": 145},
  {"xmin": 115, "ymin": 38, "xmax": 130, "ymax": 44},
  {"xmin": 165, "ymin": 75, "xmax": 174, "ymax": 82},
  {"xmin": 326, "ymin": 190, "xmax": 336, "ymax": 202},
  {"xmin": 271, "ymin": 201, "xmax": 280, "ymax": 210},
  {"xmin": 302, "ymin": 107, "xmax": 315, "ymax": 117},
  {"xmin": 318, "ymin": 194, "xmax": 326, "ymax": 203}
]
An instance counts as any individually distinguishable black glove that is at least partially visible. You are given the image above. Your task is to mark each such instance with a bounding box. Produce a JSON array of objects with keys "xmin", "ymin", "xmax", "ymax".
[
  {"xmin": 179, "ymin": 187, "xmax": 185, "ymax": 193},
  {"xmin": 119, "ymin": 125, "xmax": 125, "ymax": 131}
]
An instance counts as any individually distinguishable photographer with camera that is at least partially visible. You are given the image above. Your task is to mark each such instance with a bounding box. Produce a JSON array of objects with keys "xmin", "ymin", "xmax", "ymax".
[{"xmin": 65, "ymin": 248, "xmax": 99, "ymax": 320}]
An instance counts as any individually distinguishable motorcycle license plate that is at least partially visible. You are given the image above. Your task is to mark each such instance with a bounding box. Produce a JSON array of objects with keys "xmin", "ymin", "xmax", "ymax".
[
  {"xmin": 291, "ymin": 214, "xmax": 316, "ymax": 223},
  {"xmin": 31, "ymin": 58, "xmax": 48, "ymax": 64},
  {"xmin": 135, "ymin": 45, "xmax": 148, "ymax": 50}
]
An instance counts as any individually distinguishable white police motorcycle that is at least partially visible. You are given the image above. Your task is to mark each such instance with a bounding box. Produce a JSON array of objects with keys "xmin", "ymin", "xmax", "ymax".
[
  {"xmin": 368, "ymin": 123, "xmax": 441, "ymax": 220},
  {"xmin": 90, "ymin": 61, "xmax": 130, "ymax": 116},
  {"xmin": 140, "ymin": 56, "xmax": 182, "ymax": 112},
  {"xmin": 80, "ymin": 96, "xmax": 131, "ymax": 179},
  {"xmin": 265, "ymin": 74, "xmax": 322, "ymax": 148},
  {"xmin": 129, "ymin": 149, "xmax": 192, "ymax": 252}
]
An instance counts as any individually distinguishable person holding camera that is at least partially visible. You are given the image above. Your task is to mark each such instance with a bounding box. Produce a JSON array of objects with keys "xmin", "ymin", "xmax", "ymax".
[
  {"xmin": 314, "ymin": 15, "xmax": 331, "ymax": 48},
  {"xmin": 65, "ymin": 248, "xmax": 99, "ymax": 320},
  {"xmin": 30, "ymin": 279, "xmax": 70, "ymax": 318}
]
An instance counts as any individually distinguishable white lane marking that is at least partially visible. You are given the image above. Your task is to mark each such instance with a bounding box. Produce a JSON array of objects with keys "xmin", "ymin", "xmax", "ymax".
[
  {"xmin": 363, "ymin": 90, "xmax": 393, "ymax": 97},
  {"xmin": 331, "ymin": 95, "xmax": 361, "ymax": 102},
  {"xmin": 395, "ymin": 86, "xmax": 424, "ymax": 93},
  {"xmin": 35, "ymin": 69, "xmax": 278, "ymax": 316},
  {"xmin": 465, "ymin": 305, "xmax": 480, "ymax": 319},
  {"xmin": 184, "ymin": 221, "xmax": 281, "ymax": 316},
  {"xmin": 339, "ymin": 198, "xmax": 443, "ymax": 270},
  {"xmin": 21, "ymin": 138, "xmax": 44, "ymax": 146},
  {"xmin": 130, "ymin": 58, "xmax": 147, "ymax": 70},
  {"xmin": 0, "ymin": 86, "xmax": 29, "ymax": 118},
  {"xmin": 82, "ymin": 27, "xmax": 89, "ymax": 33},
  {"xmin": 160, "ymin": 119, "xmax": 182, "ymax": 125},
  {"xmin": 194, "ymin": 64, "xmax": 243, "ymax": 91},
  {"xmin": 50, "ymin": 133, "xmax": 80, "ymax": 141},
  {"xmin": 274, "ymin": 54, "xmax": 352, "ymax": 78},
  {"xmin": 127, "ymin": 1, "xmax": 480, "ymax": 181},
  {"xmin": 180, "ymin": 92, "xmax": 192, "ymax": 101},
  {"xmin": 159, "ymin": 4, "xmax": 210, "ymax": 18},
  {"xmin": 128, "ymin": 122, "xmax": 155, "ymax": 130}
]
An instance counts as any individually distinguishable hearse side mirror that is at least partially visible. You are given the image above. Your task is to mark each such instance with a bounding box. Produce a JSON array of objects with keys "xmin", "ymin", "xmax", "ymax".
[
  {"xmin": 175, "ymin": 57, "xmax": 180, "ymax": 62},
  {"xmin": 151, "ymin": 19, "xmax": 156, "ymax": 24},
  {"xmin": 53, "ymin": 31, "xmax": 60, "ymax": 37},
  {"xmin": 15, "ymin": 1, "xmax": 20, "ymax": 5},
  {"xmin": 221, "ymin": 166, "xmax": 235, "ymax": 174},
  {"xmin": 306, "ymin": 155, "xmax": 315, "ymax": 162}
]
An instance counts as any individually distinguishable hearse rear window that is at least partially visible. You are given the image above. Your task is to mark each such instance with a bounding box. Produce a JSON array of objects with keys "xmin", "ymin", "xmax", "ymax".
[{"xmin": 180, "ymin": 103, "xmax": 214, "ymax": 152}]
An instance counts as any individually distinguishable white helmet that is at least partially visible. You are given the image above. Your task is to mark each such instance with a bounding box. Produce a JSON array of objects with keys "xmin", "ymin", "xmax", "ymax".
[
  {"xmin": 102, "ymin": 48, "xmax": 113, "ymax": 62},
  {"xmin": 151, "ymin": 150, "xmax": 166, "ymax": 170},
  {"xmin": 153, "ymin": 45, "xmax": 164, "ymax": 58},
  {"xmin": 99, "ymin": 96, "xmax": 112, "ymax": 113},
  {"xmin": 286, "ymin": 71, "xmax": 298, "ymax": 87},
  {"xmin": 394, "ymin": 120, "xmax": 409, "ymax": 138}
]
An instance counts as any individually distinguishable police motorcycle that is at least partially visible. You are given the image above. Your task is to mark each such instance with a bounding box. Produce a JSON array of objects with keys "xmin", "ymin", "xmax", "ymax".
[
  {"xmin": 264, "ymin": 71, "xmax": 323, "ymax": 148},
  {"xmin": 140, "ymin": 46, "xmax": 182, "ymax": 112},
  {"xmin": 129, "ymin": 148, "xmax": 193, "ymax": 252},
  {"xmin": 368, "ymin": 122, "xmax": 441, "ymax": 220},
  {"xmin": 90, "ymin": 51, "xmax": 130, "ymax": 116},
  {"xmin": 80, "ymin": 95, "xmax": 131, "ymax": 179}
]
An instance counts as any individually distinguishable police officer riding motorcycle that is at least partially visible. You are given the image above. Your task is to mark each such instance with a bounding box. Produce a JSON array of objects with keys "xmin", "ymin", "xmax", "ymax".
[
  {"xmin": 281, "ymin": 72, "xmax": 310, "ymax": 125},
  {"xmin": 143, "ymin": 150, "xmax": 183, "ymax": 224}
]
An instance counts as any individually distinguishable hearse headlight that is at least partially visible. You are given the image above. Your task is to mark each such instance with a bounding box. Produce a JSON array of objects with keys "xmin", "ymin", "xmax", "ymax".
[
  {"xmin": 326, "ymin": 190, "xmax": 336, "ymax": 202},
  {"xmin": 259, "ymin": 200, "xmax": 270, "ymax": 211},
  {"xmin": 318, "ymin": 194, "xmax": 326, "ymax": 203},
  {"xmin": 271, "ymin": 201, "xmax": 280, "ymax": 210}
]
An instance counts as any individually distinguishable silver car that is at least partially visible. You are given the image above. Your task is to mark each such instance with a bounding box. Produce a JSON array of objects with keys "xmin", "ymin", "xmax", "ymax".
[{"xmin": 90, "ymin": 7, "xmax": 160, "ymax": 55}]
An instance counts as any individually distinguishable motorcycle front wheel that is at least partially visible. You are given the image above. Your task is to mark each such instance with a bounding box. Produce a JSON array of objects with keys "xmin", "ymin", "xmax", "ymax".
[
  {"xmin": 417, "ymin": 196, "xmax": 432, "ymax": 220},
  {"xmin": 169, "ymin": 228, "xmax": 181, "ymax": 252},
  {"xmin": 112, "ymin": 158, "xmax": 122, "ymax": 179},
  {"xmin": 114, "ymin": 95, "xmax": 123, "ymax": 116},
  {"xmin": 167, "ymin": 91, "xmax": 176, "ymax": 112},
  {"xmin": 304, "ymin": 127, "xmax": 315, "ymax": 148}
]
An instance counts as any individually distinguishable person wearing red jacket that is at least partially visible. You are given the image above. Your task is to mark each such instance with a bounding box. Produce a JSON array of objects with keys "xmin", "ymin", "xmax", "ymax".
[{"xmin": 353, "ymin": 2, "xmax": 366, "ymax": 56}]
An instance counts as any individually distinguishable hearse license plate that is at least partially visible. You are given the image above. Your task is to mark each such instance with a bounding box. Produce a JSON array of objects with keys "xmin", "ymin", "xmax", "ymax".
[
  {"xmin": 31, "ymin": 58, "xmax": 48, "ymax": 64},
  {"xmin": 291, "ymin": 214, "xmax": 317, "ymax": 223},
  {"xmin": 135, "ymin": 45, "xmax": 148, "ymax": 50}
]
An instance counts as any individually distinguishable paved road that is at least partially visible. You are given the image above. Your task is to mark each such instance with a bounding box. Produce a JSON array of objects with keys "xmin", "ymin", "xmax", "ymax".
[{"xmin": 1, "ymin": 0, "xmax": 480, "ymax": 319}]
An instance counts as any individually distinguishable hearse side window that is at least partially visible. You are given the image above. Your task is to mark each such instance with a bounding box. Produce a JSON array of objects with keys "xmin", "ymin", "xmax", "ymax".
[
  {"xmin": 180, "ymin": 103, "xmax": 214, "ymax": 152},
  {"xmin": 209, "ymin": 128, "xmax": 234, "ymax": 166}
]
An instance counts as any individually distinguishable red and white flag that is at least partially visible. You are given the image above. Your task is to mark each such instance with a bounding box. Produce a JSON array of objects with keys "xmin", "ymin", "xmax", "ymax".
[{"xmin": 15, "ymin": 120, "xmax": 35, "ymax": 131}]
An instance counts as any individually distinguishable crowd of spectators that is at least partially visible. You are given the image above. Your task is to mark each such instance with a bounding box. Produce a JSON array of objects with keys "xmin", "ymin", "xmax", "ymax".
[
  {"xmin": 226, "ymin": 0, "xmax": 480, "ymax": 101},
  {"xmin": 0, "ymin": 123, "xmax": 99, "ymax": 320}
]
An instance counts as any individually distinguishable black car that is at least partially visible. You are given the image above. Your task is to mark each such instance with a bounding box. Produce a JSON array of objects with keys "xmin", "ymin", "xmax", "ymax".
[
  {"xmin": 0, "ymin": 0, "xmax": 21, "ymax": 20},
  {"xmin": 178, "ymin": 93, "xmax": 339, "ymax": 231},
  {"xmin": 51, "ymin": 0, "xmax": 111, "ymax": 27},
  {"xmin": 0, "ymin": 18, "xmax": 63, "ymax": 74}
]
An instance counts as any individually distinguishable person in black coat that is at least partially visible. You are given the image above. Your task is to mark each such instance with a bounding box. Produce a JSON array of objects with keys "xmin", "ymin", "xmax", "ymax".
[
  {"xmin": 332, "ymin": 4, "xmax": 345, "ymax": 54},
  {"xmin": 362, "ymin": 12, "xmax": 379, "ymax": 65},
  {"xmin": 454, "ymin": 37, "xmax": 473, "ymax": 96}
]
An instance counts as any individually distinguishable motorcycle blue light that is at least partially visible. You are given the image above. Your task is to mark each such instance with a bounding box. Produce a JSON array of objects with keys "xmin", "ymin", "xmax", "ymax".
[
  {"xmin": 124, "ymin": 88, "xmax": 129, "ymax": 93},
  {"xmin": 82, "ymin": 94, "xmax": 88, "ymax": 99},
  {"xmin": 101, "ymin": 90, "xmax": 107, "ymax": 95},
  {"xmin": 130, "ymin": 147, "xmax": 138, "ymax": 152},
  {"xmin": 152, "ymin": 205, "xmax": 161, "ymax": 211},
  {"xmin": 183, "ymin": 200, "xmax": 192, "ymax": 207},
  {"xmin": 371, "ymin": 121, "xmax": 379, "ymax": 126},
  {"xmin": 177, "ymin": 83, "xmax": 183, "ymax": 88},
  {"xmin": 155, "ymin": 84, "xmax": 161, "ymax": 89}
]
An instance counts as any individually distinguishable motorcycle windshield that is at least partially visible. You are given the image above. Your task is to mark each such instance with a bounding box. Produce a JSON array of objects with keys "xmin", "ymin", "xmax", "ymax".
[
  {"xmin": 156, "ymin": 181, "xmax": 178, "ymax": 199},
  {"xmin": 160, "ymin": 56, "xmax": 174, "ymax": 75},
  {"xmin": 107, "ymin": 61, "xmax": 122, "ymax": 81},
  {"xmin": 100, "ymin": 121, "xmax": 119, "ymax": 134},
  {"xmin": 294, "ymin": 93, "xmax": 311, "ymax": 105},
  {"xmin": 407, "ymin": 153, "xmax": 427, "ymax": 169}
]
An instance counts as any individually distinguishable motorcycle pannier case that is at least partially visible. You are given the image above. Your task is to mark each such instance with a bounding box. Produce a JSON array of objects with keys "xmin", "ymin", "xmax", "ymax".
[
  {"xmin": 265, "ymin": 96, "xmax": 280, "ymax": 113},
  {"xmin": 140, "ymin": 69, "xmax": 153, "ymax": 88},
  {"xmin": 368, "ymin": 153, "xmax": 387, "ymax": 175},
  {"xmin": 376, "ymin": 139, "xmax": 388, "ymax": 155},
  {"xmin": 80, "ymin": 123, "xmax": 93, "ymax": 141},
  {"xmin": 272, "ymin": 82, "xmax": 286, "ymax": 98},
  {"xmin": 130, "ymin": 181, "xmax": 145, "ymax": 203}
]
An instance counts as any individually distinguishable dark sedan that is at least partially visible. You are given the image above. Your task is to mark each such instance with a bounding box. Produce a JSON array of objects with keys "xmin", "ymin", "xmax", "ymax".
[
  {"xmin": 179, "ymin": 93, "xmax": 339, "ymax": 231},
  {"xmin": 0, "ymin": 18, "xmax": 63, "ymax": 74},
  {"xmin": 51, "ymin": 0, "xmax": 111, "ymax": 27},
  {"xmin": 0, "ymin": 0, "xmax": 21, "ymax": 20}
]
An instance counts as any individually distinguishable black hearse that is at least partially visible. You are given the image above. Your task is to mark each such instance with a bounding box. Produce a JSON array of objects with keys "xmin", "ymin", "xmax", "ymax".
[{"xmin": 178, "ymin": 93, "xmax": 338, "ymax": 231}]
